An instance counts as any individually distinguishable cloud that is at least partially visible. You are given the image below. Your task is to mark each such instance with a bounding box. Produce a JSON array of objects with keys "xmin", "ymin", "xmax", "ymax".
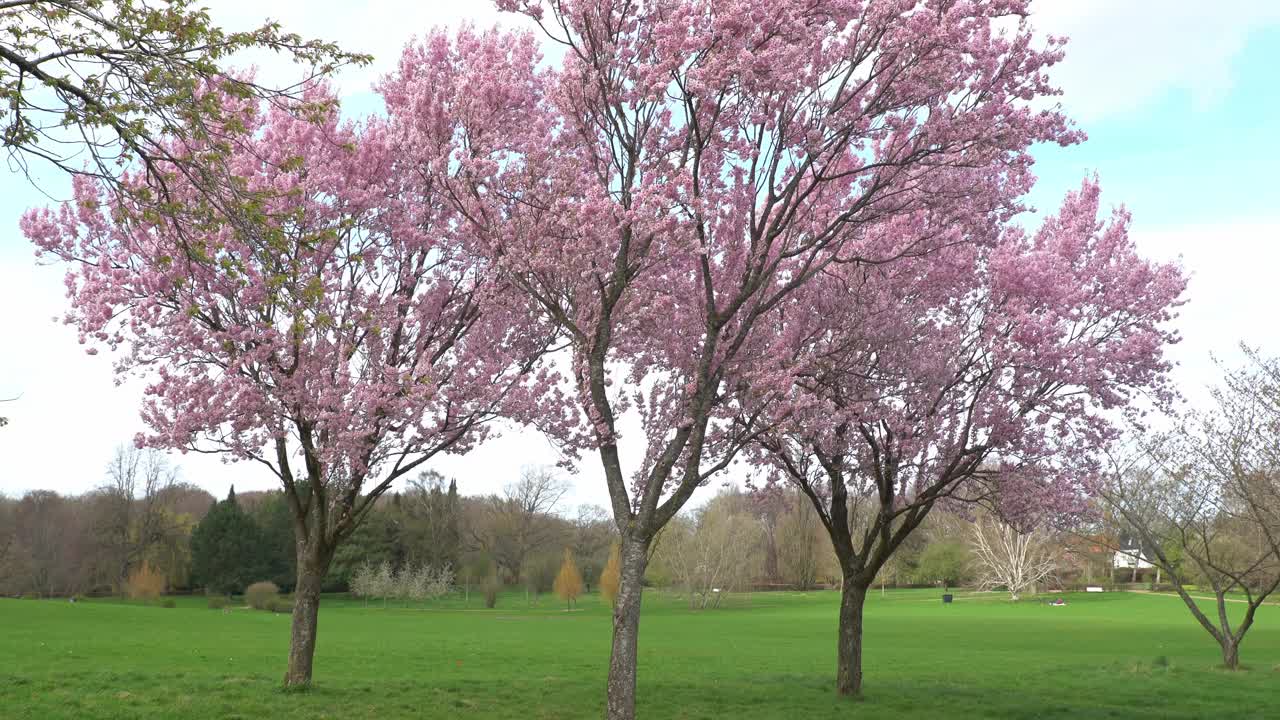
[
  {"xmin": 203, "ymin": 1, "xmax": 513, "ymax": 99},
  {"xmin": 1128, "ymin": 217, "xmax": 1280, "ymax": 406},
  {"xmin": 1031, "ymin": 0, "xmax": 1280, "ymax": 120},
  {"xmin": 209, "ymin": 1, "xmax": 1280, "ymax": 122}
]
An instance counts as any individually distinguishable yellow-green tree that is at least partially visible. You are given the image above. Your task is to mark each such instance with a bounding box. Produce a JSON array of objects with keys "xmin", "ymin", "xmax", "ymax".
[
  {"xmin": 600, "ymin": 543, "xmax": 621, "ymax": 606},
  {"xmin": 553, "ymin": 548, "xmax": 584, "ymax": 610},
  {"xmin": 125, "ymin": 560, "xmax": 166, "ymax": 601}
]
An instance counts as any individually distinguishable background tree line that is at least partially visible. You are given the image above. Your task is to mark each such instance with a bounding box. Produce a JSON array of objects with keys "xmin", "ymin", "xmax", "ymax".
[{"xmin": 7, "ymin": 449, "xmax": 1240, "ymax": 603}]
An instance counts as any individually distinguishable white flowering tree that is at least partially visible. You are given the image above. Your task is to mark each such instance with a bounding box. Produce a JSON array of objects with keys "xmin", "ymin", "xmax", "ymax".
[
  {"xmin": 970, "ymin": 517, "xmax": 1060, "ymax": 601},
  {"xmin": 350, "ymin": 560, "xmax": 454, "ymax": 608}
]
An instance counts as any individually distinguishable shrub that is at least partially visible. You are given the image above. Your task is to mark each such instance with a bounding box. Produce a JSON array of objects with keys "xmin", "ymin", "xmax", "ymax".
[
  {"xmin": 125, "ymin": 560, "xmax": 166, "ymax": 601},
  {"xmin": 207, "ymin": 595, "xmax": 230, "ymax": 610},
  {"xmin": 246, "ymin": 581, "xmax": 280, "ymax": 610},
  {"xmin": 482, "ymin": 572, "xmax": 500, "ymax": 609},
  {"xmin": 267, "ymin": 598, "xmax": 294, "ymax": 614},
  {"xmin": 161, "ymin": 598, "xmax": 177, "ymax": 609}
]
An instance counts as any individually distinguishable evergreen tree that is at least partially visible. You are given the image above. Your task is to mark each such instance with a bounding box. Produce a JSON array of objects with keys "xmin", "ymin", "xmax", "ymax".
[
  {"xmin": 249, "ymin": 493, "xmax": 297, "ymax": 592},
  {"xmin": 329, "ymin": 506, "xmax": 400, "ymax": 590},
  {"xmin": 189, "ymin": 487, "xmax": 264, "ymax": 595},
  {"xmin": 398, "ymin": 471, "xmax": 462, "ymax": 570}
]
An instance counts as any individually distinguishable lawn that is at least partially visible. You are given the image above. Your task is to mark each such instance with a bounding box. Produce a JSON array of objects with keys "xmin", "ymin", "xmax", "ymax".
[{"xmin": 1, "ymin": 589, "xmax": 1277, "ymax": 719}]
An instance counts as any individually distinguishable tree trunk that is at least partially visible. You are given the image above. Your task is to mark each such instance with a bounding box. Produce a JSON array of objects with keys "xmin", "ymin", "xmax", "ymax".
[
  {"xmin": 836, "ymin": 577, "xmax": 869, "ymax": 697},
  {"xmin": 284, "ymin": 547, "xmax": 332, "ymax": 688},
  {"xmin": 1220, "ymin": 638, "xmax": 1240, "ymax": 670},
  {"xmin": 605, "ymin": 535, "xmax": 649, "ymax": 720}
]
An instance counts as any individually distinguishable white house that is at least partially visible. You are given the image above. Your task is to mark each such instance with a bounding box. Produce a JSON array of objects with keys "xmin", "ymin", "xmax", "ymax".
[{"xmin": 1112, "ymin": 536, "xmax": 1153, "ymax": 570}]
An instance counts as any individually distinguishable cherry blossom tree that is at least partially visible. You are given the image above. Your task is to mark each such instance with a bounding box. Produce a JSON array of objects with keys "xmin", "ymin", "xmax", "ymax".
[
  {"xmin": 24, "ymin": 89, "xmax": 549, "ymax": 687},
  {"xmin": 385, "ymin": 2, "xmax": 1082, "ymax": 714},
  {"xmin": 743, "ymin": 179, "xmax": 1185, "ymax": 695}
]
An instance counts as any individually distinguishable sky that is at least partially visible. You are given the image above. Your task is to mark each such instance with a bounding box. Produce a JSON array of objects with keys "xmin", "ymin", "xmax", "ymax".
[{"xmin": 1, "ymin": 1, "xmax": 1278, "ymax": 509}]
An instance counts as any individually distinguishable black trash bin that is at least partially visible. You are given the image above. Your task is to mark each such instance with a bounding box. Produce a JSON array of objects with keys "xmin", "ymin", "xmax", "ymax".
[{"xmin": 942, "ymin": 594, "xmax": 954, "ymax": 604}]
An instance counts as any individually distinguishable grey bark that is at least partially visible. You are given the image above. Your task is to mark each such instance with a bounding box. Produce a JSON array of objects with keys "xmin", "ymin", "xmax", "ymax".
[{"xmin": 605, "ymin": 536, "xmax": 650, "ymax": 720}]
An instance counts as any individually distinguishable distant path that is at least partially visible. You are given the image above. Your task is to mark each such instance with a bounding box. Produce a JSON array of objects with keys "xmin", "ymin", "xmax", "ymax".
[
  {"xmin": 895, "ymin": 589, "xmax": 1280, "ymax": 606},
  {"xmin": 1128, "ymin": 589, "xmax": 1280, "ymax": 607}
]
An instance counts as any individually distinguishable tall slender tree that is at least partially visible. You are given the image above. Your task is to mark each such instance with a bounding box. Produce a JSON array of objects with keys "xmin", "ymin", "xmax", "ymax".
[
  {"xmin": 399, "ymin": 1, "xmax": 1082, "ymax": 714},
  {"xmin": 553, "ymin": 548, "xmax": 584, "ymax": 610}
]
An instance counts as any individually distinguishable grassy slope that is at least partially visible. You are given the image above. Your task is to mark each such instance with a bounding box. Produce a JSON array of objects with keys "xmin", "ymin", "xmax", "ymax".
[{"xmin": 1, "ymin": 589, "xmax": 1276, "ymax": 719}]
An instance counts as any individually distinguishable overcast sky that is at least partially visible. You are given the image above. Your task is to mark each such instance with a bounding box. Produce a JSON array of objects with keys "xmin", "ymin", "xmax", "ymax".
[{"xmin": 1, "ymin": 1, "xmax": 1278, "ymax": 509}]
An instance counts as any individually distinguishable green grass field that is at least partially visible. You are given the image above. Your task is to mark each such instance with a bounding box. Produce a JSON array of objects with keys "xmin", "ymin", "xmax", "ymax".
[{"xmin": 1, "ymin": 589, "xmax": 1277, "ymax": 719}]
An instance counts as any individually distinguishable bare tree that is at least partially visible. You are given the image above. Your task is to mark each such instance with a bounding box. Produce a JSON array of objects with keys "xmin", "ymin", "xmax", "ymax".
[
  {"xmin": 8, "ymin": 490, "xmax": 94, "ymax": 596},
  {"xmin": 93, "ymin": 445, "xmax": 180, "ymax": 593},
  {"xmin": 1100, "ymin": 351, "xmax": 1280, "ymax": 669},
  {"xmin": 570, "ymin": 504, "xmax": 616, "ymax": 590},
  {"xmin": 656, "ymin": 497, "xmax": 763, "ymax": 609},
  {"xmin": 969, "ymin": 515, "xmax": 1059, "ymax": 600},
  {"xmin": 0, "ymin": 495, "xmax": 16, "ymax": 591},
  {"xmin": 470, "ymin": 466, "xmax": 570, "ymax": 583},
  {"xmin": 775, "ymin": 489, "xmax": 825, "ymax": 590}
]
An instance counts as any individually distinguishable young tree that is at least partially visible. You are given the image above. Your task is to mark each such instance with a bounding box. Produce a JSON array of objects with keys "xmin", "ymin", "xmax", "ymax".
[
  {"xmin": 349, "ymin": 559, "xmax": 377, "ymax": 606},
  {"xmin": 553, "ymin": 548, "xmax": 584, "ymax": 610},
  {"xmin": 969, "ymin": 516, "xmax": 1058, "ymax": 600},
  {"xmin": 374, "ymin": 560, "xmax": 395, "ymax": 608},
  {"xmin": 599, "ymin": 543, "xmax": 621, "ymax": 606},
  {"xmin": 411, "ymin": 2, "xmax": 1081, "ymax": 713},
  {"xmin": 470, "ymin": 466, "xmax": 570, "ymax": 583},
  {"xmin": 189, "ymin": 487, "xmax": 262, "ymax": 595},
  {"xmin": 26, "ymin": 87, "xmax": 550, "ymax": 686},
  {"xmin": 1100, "ymin": 353, "xmax": 1280, "ymax": 669},
  {"xmin": 481, "ymin": 569, "xmax": 501, "ymax": 609},
  {"xmin": 743, "ymin": 180, "xmax": 1184, "ymax": 695}
]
